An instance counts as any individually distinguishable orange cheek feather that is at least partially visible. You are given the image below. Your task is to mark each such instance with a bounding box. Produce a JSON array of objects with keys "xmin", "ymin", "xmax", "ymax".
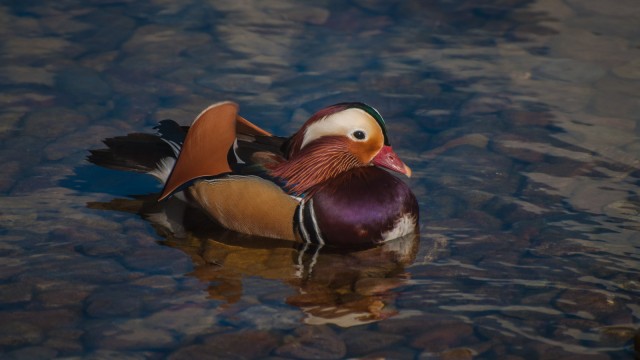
[{"xmin": 348, "ymin": 132, "xmax": 384, "ymax": 164}]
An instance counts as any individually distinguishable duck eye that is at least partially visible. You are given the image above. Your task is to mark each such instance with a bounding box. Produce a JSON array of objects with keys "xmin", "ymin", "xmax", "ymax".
[{"xmin": 352, "ymin": 130, "xmax": 366, "ymax": 140}]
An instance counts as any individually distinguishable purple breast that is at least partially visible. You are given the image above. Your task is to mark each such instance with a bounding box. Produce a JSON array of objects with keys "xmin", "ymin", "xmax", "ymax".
[{"xmin": 295, "ymin": 166, "xmax": 419, "ymax": 247}]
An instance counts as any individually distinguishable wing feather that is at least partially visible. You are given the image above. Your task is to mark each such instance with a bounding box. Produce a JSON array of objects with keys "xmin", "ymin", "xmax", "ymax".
[{"xmin": 159, "ymin": 102, "xmax": 239, "ymax": 200}]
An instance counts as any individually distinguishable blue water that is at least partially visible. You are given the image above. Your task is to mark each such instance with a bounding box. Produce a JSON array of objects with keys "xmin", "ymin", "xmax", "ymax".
[{"xmin": 0, "ymin": 0, "xmax": 639, "ymax": 358}]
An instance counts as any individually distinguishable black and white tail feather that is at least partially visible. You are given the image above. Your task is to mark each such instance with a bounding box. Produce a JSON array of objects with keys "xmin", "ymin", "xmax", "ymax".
[
  {"xmin": 87, "ymin": 120, "xmax": 189, "ymax": 234},
  {"xmin": 88, "ymin": 120, "xmax": 186, "ymax": 187},
  {"xmin": 88, "ymin": 120, "xmax": 288, "ymax": 194}
]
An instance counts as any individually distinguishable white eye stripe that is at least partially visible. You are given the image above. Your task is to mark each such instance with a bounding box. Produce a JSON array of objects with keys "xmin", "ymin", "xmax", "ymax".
[{"xmin": 301, "ymin": 108, "xmax": 377, "ymax": 149}]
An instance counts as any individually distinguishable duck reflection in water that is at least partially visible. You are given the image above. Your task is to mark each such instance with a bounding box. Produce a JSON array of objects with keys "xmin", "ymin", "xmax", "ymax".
[{"xmin": 89, "ymin": 194, "xmax": 421, "ymax": 327}]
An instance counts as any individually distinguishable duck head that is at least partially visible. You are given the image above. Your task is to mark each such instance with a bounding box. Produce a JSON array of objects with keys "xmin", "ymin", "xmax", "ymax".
[{"xmin": 270, "ymin": 102, "xmax": 412, "ymax": 195}]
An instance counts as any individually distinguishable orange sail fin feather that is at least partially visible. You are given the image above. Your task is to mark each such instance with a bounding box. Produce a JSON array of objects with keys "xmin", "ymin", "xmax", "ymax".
[
  {"xmin": 159, "ymin": 102, "xmax": 271, "ymax": 200},
  {"xmin": 236, "ymin": 115, "xmax": 272, "ymax": 137}
]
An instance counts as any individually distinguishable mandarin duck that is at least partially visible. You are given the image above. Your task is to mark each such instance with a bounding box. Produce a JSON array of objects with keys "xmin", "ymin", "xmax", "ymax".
[{"xmin": 89, "ymin": 101, "xmax": 419, "ymax": 246}]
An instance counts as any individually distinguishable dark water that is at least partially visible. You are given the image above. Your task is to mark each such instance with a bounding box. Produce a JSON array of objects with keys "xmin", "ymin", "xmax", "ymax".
[{"xmin": 1, "ymin": 0, "xmax": 639, "ymax": 359}]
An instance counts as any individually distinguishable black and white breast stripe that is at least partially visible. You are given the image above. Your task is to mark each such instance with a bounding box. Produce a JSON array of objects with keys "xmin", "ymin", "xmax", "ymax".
[{"xmin": 294, "ymin": 199, "xmax": 325, "ymax": 245}]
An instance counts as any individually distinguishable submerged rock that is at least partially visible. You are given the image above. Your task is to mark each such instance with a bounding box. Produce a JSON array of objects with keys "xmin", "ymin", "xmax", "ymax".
[
  {"xmin": 0, "ymin": 321, "xmax": 43, "ymax": 348},
  {"xmin": 170, "ymin": 331, "xmax": 278, "ymax": 360},
  {"xmin": 276, "ymin": 326, "xmax": 346, "ymax": 359},
  {"xmin": 341, "ymin": 328, "xmax": 404, "ymax": 356},
  {"xmin": 55, "ymin": 66, "xmax": 112, "ymax": 103}
]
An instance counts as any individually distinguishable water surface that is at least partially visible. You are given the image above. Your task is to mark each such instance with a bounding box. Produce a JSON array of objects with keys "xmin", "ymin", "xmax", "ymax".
[{"xmin": 0, "ymin": 0, "xmax": 639, "ymax": 358}]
